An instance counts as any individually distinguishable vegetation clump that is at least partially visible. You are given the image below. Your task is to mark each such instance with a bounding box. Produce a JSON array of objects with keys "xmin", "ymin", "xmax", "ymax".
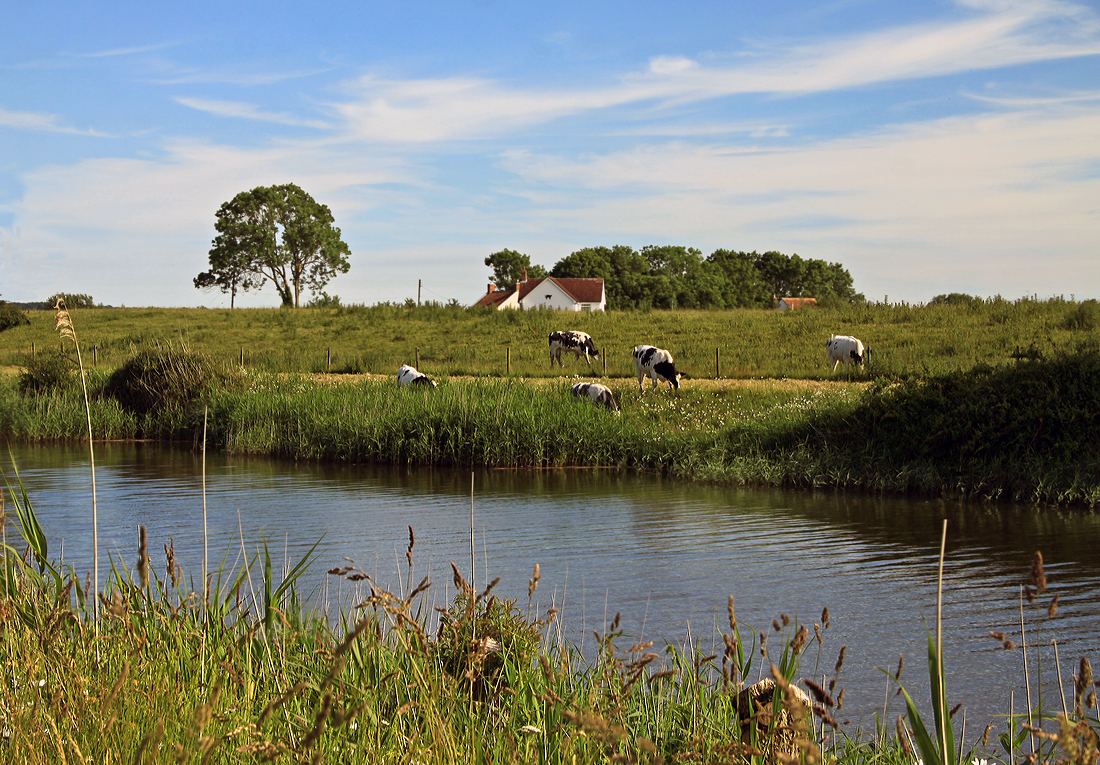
[
  {"xmin": 17, "ymin": 350, "xmax": 73, "ymax": 394},
  {"xmin": 0, "ymin": 299, "xmax": 30, "ymax": 332},
  {"xmin": 1064, "ymin": 299, "xmax": 1100, "ymax": 331},
  {"xmin": 100, "ymin": 345, "xmax": 240, "ymax": 416}
]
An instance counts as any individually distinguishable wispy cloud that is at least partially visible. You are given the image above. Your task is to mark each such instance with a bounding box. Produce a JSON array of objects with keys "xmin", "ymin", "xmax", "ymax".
[
  {"xmin": 0, "ymin": 106, "xmax": 108, "ymax": 136},
  {"xmin": 322, "ymin": 0, "xmax": 1100, "ymax": 144},
  {"xmin": 175, "ymin": 97, "xmax": 331, "ymax": 129},
  {"xmin": 81, "ymin": 42, "xmax": 182, "ymax": 58},
  {"xmin": 150, "ymin": 65, "xmax": 334, "ymax": 87}
]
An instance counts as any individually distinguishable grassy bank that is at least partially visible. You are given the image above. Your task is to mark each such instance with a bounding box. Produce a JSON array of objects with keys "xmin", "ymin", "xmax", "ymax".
[
  {"xmin": 2, "ymin": 477, "xmax": 1097, "ymax": 764},
  {"xmin": 3, "ymin": 341, "xmax": 1099, "ymax": 505},
  {"xmin": 2, "ymin": 297, "xmax": 1098, "ymax": 380}
]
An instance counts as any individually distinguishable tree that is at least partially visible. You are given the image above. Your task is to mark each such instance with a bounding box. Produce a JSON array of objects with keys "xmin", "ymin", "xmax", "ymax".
[
  {"xmin": 195, "ymin": 184, "xmax": 351, "ymax": 308},
  {"xmin": 484, "ymin": 249, "xmax": 546, "ymax": 288},
  {"xmin": 46, "ymin": 293, "xmax": 96, "ymax": 308}
]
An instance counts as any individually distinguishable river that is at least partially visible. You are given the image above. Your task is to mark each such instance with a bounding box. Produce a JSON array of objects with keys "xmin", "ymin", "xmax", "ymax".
[{"xmin": 4, "ymin": 441, "xmax": 1098, "ymax": 734}]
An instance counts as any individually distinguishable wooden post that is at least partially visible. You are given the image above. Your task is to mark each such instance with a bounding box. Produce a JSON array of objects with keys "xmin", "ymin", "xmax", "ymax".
[
  {"xmin": 602, "ymin": 352, "xmax": 606, "ymax": 376},
  {"xmin": 93, "ymin": 345, "xmax": 98, "ymax": 366},
  {"xmin": 506, "ymin": 347, "xmax": 511, "ymax": 375},
  {"xmin": 31, "ymin": 341, "xmax": 35, "ymax": 357},
  {"xmin": 418, "ymin": 279, "xmax": 422, "ymax": 307},
  {"xmin": 715, "ymin": 347, "xmax": 720, "ymax": 379},
  {"xmin": 239, "ymin": 346, "xmax": 244, "ymax": 367}
]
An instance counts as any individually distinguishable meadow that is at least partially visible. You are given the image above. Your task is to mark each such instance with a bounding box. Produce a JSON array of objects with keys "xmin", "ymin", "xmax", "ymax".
[
  {"xmin": 1, "ymin": 296, "xmax": 1097, "ymax": 380},
  {"xmin": 2, "ymin": 297, "xmax": 1099, "ymax": 505}
]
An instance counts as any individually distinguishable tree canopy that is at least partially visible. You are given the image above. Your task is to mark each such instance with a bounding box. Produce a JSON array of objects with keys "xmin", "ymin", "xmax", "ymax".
[
  {"xmin": 484, "ymin": 249, "xmax": 547, "ymax": 288},
  {"xmin": 195, "ymin": 184, "xmax": 351, "ymax": 307},
  {"xmin": 522, "ymin": 245, "xmax": 862, "ymax": 309}
]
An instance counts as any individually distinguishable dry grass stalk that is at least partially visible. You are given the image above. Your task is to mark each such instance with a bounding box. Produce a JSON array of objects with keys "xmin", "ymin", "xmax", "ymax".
[{"xmin": 528, "ymin": 563, "xmax": 540, "ymax": 599}]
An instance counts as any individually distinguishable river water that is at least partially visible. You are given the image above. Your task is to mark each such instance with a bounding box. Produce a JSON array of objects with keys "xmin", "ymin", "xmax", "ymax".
[{"xmin": 4, "ymin": 442, "xmax": 1098, "ymax": 733}]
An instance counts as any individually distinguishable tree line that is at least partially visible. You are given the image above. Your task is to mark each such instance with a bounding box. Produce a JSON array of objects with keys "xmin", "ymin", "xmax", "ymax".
[{"xmin": 485, "ymin": 246, "xmax": 863, "ymax": 310}]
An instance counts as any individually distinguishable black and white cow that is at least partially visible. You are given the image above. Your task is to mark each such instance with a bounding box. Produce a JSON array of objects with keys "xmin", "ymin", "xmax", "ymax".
[
  {"xmin": 825, "ymin": 335, "xmax": 869, "ymax": 371},
  {"xmin": 633, "ymin": 345, "xmax": 680, "ymax": 391},
  {"xmin": 397, "ymin": 364, "xmax": 437, "ymax": 388},
  {"xmin": 548, "ymin": 331, "xmax": 600, "ymax": 369},
  {"xmin": 571, "ymin": 382, "xmax": 620, "ymax": 413}
]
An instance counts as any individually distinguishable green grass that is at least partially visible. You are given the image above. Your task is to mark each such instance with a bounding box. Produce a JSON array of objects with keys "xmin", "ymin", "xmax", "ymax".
[{"xmin": 2, "ymin": 297, "xmax": 1097, "ymax": 379}]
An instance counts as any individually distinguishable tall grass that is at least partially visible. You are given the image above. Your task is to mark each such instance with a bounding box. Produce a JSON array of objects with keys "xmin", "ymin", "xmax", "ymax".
[{"xmin": 2, "ymin": 344, "xmax": 1099, "ymax": 505}]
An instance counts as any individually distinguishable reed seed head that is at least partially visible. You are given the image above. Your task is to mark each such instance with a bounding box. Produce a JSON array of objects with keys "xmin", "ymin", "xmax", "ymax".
[
  {"xmin": 1029, "ymin": 551, "xmax": 1047, "ymax": 593},
  {"xmin": 528, "ymin": 563, "xmax": 540, "ymax": 599},
  {"xmin": 781, "ymin": 613, "xmax": 791, "ymax": 627},
  {"xmin": 895, "ymin": 655, "xmax": 904, "ymax": 682},
  {"xmin": 1047, "ymin": 594, "xmax": 1060, "ymax": 618},
  {"xmin": 835, "ymin": 645, "xmax": 848, "ymax": 675},
  {"xmin": 821, "ymin": 606, "xmax": 830, "ymax": 628},
  {"xmin": 137, "ymin": 525, "xmax": 149, "ymax": 590},
  {"xmin": 727, "ymin": 595, "xmax": 736, "ymax": 632},
  {"xmin": 405, "ymin": 526, "xmax": 415, "ymax": 568}
]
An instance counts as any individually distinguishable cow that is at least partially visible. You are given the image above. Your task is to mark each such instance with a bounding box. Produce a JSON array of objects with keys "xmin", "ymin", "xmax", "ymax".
[
  {"xmin": 825, "ymin": 335, "xmax": 869, "ymax": 370},
  {"xmin": 571, "ymin": 382, "xmax": 620, "ymax": 413},
  {"xmin": 633, "ymin": 345, "xmax": 680, "ymax": 392},
  {"xmin": 397, "ymin": 364, "xmax": 437, "ymax": 388},
  {"xmin": 548, "ymin": 331, "xmax": 600, "ymax": 369}
]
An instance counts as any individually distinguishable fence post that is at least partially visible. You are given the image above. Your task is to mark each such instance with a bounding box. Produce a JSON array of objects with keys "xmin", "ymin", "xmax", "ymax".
[
  {"xmin": 327, "ymin": 347, "xmax": 331, "ymax": 370},
  {"xmin": 93, "ymin": 345, "xmax": 98, "ymax": 366},
  {"xmin": 602, "ymin": 352, "xmax": 606, "ymax": 376},
  {"xmin": 715, "ymin": 347, "xmax": 720, "ymax": 379},
  {"xmin": 31, "ymin": 341, "xmax": 36, "ymax": 357},
  {"xmin": 240, "ymin": 346, "xmax": 244, "ymax": 367},
  {"xmin": 506, "ymin": 347, "xmax": 511, "ymax": 375}
]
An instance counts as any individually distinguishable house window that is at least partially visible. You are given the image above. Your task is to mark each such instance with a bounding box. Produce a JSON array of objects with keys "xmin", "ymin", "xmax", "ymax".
[
  {"xmin": 582, "ymin": 305, "xmax": 591, "ymax": 312},
  {"xmin": 545, "ymin": 295, "xmax": 552, "ymax": 300}
]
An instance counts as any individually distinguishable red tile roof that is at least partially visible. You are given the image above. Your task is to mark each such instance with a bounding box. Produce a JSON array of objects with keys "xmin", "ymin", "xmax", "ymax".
[{"xmin": 476, "ymin": 277, "xmax": 604, "ymax": 308}]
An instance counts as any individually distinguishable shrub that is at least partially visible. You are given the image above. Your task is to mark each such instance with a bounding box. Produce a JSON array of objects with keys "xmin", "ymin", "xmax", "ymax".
[
  {"xmin": 100, "ymin": 346, "xmax": 240, "ymax": 415},
  {"xmin": 929, "ymin": 292, "xmax": 982, "ymax": 307},
  {"xmin": 0, "ymin": 301, "xmax": 30, "ymax": 332},
  {"xmin": 46, "ymin": 292, "xmax": 96, "ymax": 308},
  {"xmin": 18, "ymin": 351, "xmax": 74, "ymax": 394},
  {"xmin": 1063, "ymin": 299, "xmax": 1100, "ymax": 331}
]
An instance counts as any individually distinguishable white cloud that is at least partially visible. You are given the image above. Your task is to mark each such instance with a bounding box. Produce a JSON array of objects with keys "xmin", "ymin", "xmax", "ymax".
[
  {"xmin": 0, "ymin": 106, "xmax": 107, "ymax": 136},
  {"xmin": 175, "ymin": 97, "xmax": 331, "ymax": 129}
]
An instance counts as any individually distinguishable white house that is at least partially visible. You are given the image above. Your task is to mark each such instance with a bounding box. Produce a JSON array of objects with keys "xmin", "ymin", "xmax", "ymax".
[{"xmin": 474, "ymin": 277, "xmax": 606, "ymax": 312}]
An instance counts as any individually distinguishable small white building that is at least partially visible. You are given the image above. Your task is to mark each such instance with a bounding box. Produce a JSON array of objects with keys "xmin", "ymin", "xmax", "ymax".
[{"xmin": 474, "ymin": 277, "xmax": 606, "ymax": 312}]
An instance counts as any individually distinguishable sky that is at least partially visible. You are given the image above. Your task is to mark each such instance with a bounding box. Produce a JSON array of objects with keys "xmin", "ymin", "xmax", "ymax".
[{"xmin": 1, "ymin": 0, "xmax": 1099, "ymax": 308}]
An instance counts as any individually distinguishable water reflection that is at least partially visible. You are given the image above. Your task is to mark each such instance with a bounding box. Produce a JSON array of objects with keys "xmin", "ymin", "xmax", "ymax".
[{"xmin": 4, "ymin": 442, "xmax": 1098, "ymax": 729}]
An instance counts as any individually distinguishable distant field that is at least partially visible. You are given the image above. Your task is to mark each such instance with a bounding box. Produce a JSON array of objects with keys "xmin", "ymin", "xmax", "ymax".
[{"xmin": 1, "ymin": 298, "xmax": 1095, "ymax": 380}]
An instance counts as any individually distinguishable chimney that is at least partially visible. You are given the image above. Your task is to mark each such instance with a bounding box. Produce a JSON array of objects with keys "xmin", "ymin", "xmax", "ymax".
[{"xmin": 487, "ymin": 283, "xmax": 495, "ymax": 294}]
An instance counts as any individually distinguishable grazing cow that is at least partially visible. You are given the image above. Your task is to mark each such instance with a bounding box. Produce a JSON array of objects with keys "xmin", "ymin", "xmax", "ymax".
[
  {"xmin": 825, "ymin": 335, "xmax": 869, "ymax": 370},
  {"xmin": 397, "ymin": 364, "xmax": 437, "ymax": 388},
  {"xmin": 633, "ymin": 345, "xmax": 680, "ymax": 391},
  {"xmin": 571, "ymin": 382, "xmax": 620, "ymax": 413},
  {"xmin": 548, "ymin": 331, "xmax": 601, "ymax": 369}
]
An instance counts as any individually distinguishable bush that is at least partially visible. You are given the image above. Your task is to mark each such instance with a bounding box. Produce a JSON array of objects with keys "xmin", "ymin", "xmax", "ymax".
[
  {"xmin": 18, "ymin": 351, "xmax": 74, "ymax": 394},
  {"xmin": 0, "ymin": 301, "xmax": 30, "ymax": 332},
  {"xmin": 101, "ymin": 346, "xmax": 240, "ymax": 415},
  {"xmin": 1063, "ymin": 299, "xmax": 1100, "ymax": 331},
  {"xmin": 929, "ymin": 292, "xmax": 982, "ymax": 307},
  {"xmin": 47, "ymin": 293, "xmax": 96, "ymax": 308}
]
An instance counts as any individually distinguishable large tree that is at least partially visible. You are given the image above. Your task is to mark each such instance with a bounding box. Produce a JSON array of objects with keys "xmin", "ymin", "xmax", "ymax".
[
  {"xmin": 195, "ymin": 184, "xmax": 351, "ymax": 307},
  {"xmin": 484, "ymin": 249, "xmax": 546, "ymax": 288}
]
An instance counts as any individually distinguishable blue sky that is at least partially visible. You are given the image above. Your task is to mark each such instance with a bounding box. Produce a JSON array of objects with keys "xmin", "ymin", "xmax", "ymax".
[{"xmin": 2, "ymin": 0, "xmax": 1099, "ymax": 307}]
